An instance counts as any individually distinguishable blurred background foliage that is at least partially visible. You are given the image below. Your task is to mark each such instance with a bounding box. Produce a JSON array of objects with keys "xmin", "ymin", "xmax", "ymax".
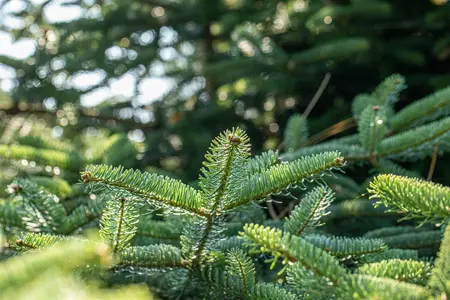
[{"xmin": 1, "ymin": 0, "xmax": 450, "ymax": 183}]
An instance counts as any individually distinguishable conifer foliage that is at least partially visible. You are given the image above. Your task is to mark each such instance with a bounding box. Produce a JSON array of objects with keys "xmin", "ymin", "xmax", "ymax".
[{"xmin": 0, "ymin": 74, "xmax": 450, "ymax": 298}]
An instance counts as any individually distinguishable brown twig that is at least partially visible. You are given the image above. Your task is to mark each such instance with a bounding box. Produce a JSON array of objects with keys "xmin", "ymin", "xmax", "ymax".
[
  {"xmin": 427, "ymin": 143, "xmax": 439, "ymax": 181},
  {"xmin": 267, "ymin": 201, "xmax": 279, "ymax": 220},
  {"xmin": 307, "ymin": 117, "xmax": 356, "ymax": 145},
  {"xmin": 303, "ymin": 73, "xmax": 331, "ymax": 118}
]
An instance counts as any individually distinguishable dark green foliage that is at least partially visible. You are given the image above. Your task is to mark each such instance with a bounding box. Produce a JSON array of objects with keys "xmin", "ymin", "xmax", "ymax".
[
  {"xmin": 284, "ymin": 186, "xmax": 334, "ymax": 235},
  {"xmin": 283, "ymin": 114, "xmax": 308, "ymax": 153},
  {"xmin": 1, "ymin": 73, "xmax": 450, "ymax": 298}
]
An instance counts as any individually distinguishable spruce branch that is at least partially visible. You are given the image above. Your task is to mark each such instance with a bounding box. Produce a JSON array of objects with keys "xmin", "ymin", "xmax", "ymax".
[
  {"xmin": 357, "ymin": 259, "xmax": 432, "ymax": 285},
  {"xmin": 372, "ymin": 73, "xmax": 406, "ymax": 105},
  {"xmin": 119, "ymin": 245, "xmax": 188, "ymax": 269},
  {"xmin": 359, "ymin": 249, "xmax": 419, "ymax": 264},
  {"xmin": 0, "ymin": 239, "xmax": 112, "ymax": 291},
  {"xmin": 0, "ymin": 144, "xmax": 84, "ymax": 171},
  {"xmin": 225, "ymin": 249, "xmax": 256, "ymax": 292},
  {"xmin": 339, "ymin": 274, "xmax": 431, "ymax": 300},
  {"xmin": 8, "ymin": 179, "xmax": 67, "ymax": 233},
  {"xmin": 287, "ymin": 263, "xmax": 336, "ymax": 298},
  {"xmin": 99, "ymin": 197, "xmax": 140, "ymax": 253},
  {"xmin": 58, "ymin": 197, "xmax": 105, "ymax": 234},
  {"xmin": 229, "ymin": 152, "xmax": 344, "ymax": 210},
  {"xmin": 364, "ymin": 226, "xmax": 429, "ymax": 239},
  {"xmin": 247, "ymin": 150, "xmax": 280, "ymax": 175},
  {"xmin": 284, "ymin": 186, "xmax": 335, "ymax": 236},
  {"xmin": 283, "ymin": 114, "xmax": 308, "ymax": 152},
  {"xmin": 14, "ymin": 232, "xmax": 78, "ymax": 252},
  {"xmin": 358, "ymin": 105, "xmax": 388, "ymax": 160},
  {"xmin": 390, "ymin": 86, "xmax": 450, "ymax": 130},
  {"xmin": 240, "ymin": 224, "xmax": 347, "ymax": 283},
  {"xmin": 428, "ymin": 225, "xmax": 450, "ymax": 296},
  {"xmin": 377, "ymin": 116, "xmax": 450, "ymax": 160},
  {"xmin": 199, "ymin": 127, "xmax": 251, "ymax": 211},
  {"xmin": 81, "ymin": 165, "xmax": 207, "ymax": 216},
  {"xmin": 303, "ymin": 234, "xmax": 387, "ymax": 258},
  {"xmin": 378, "ymin": 231, "xmax": 442, "ymax": 249},
  {"xmin": 369, "ymin": 174, "xmax": 450, "ymax": 220}
]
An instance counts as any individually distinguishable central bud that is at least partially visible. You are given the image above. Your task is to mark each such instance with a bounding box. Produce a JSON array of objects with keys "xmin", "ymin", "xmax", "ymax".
[{"xmin": 227, "ymin": 134, "xmax": 241, "ymax": 145}]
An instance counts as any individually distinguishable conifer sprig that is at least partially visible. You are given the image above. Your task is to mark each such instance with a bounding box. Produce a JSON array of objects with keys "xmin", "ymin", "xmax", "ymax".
[
  {"xmin": 390, "ymin": 86, "xmax": 450, "ymax": 130},
  {"xmin": 82, "ymin": 165, "xmax": 207, "ymax": 216},
  {"xmin": 284, "ymin": 186, "xmax": 335, "ymax": 235},
  {"xmin": 240, "ymin": 224, "xmax": 347, "ymax": 282},
  {"xmin": 228, "ymin": 152, "xmax": 344, "ymax": 210},
  {"xmin": 369, "ymin": 174, "xmax": 450, "ymax": 220},
  {"xmin": 199, "ymin": 127, "xmax": 251, "ymax": 211},
  {"xmin": 428, "ymin": 226, "xmax": 450, "ymax": 296},
  {"xmin": 100, "ymin": 197, "xmax": 140, "ymax": 252},
  {"xmin": 357, "ymin": 259, "xmax": 432, "ymax": 285}
]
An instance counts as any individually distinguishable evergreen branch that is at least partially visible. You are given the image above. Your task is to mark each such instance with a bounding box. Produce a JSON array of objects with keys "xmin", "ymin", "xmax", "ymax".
[
  {"xmin": 428, "ymin": 225, "xmax": 450, "ymax": 296},
  {"xmin": 212, "ymin": 236, "xmax": 250, "ymax": 253},
  {"xmin": 198, "ymin": 265, "xmax": 247, "ymax": 298},
  {"xmin": 358, "ymin": 105, "xmax": 388, "ymax": 158},
  {"xmin": 377, "ymin": 117, "xmax": 450, "ymax": 159},
  {"xmin": 284, "ymin": 186, "xmax": 335, "ymax": 235},
  {"xmin": 369, "ymin": 174, "xmax": 450, "ymax": 220},
  {"xmin": 379, "ymin": 231, "xmax": 442, "ymax": 249},
  {"xmin": 119, "ymin": 245, "xmax": 187, "ymax": 268},
  {"xmin": 339, "ymin": 274, "xmax": 431, "ymax": 300},
  {"xmin": 90, "ymin": 134, "xmax": 136, "ymax": 167},
  {"xmin": 289, "ymin": 38, "xmax": 370, "ymax": 66},
  {"xmin": 14, "ymin": 232, "xmax": 77, "ymax": 252},
  {"xmin": 352, "ymin": 93, "xmax": 380, "ymax": 117},
  {"xmin": 0, "ymin": 201, "xmax": 26, "ymax": 229},
  {"xmin": 82, "ymin": 165, "xmax": 207, "ymax": 216},
  {"xmin": 359, "ymin": 249, "xmax": 419, "ymax": 264},
  {"xmin": 16, "ymin": 134, "xmax": 74, "ymax": 153},
  {"xmin": 58, "ymin": 197, "xmax": 105, "ymax": 234},
  {"xmin": 372, "ymin": 74, "xmax": 406, "ymax": 105},
  {"xmin": 229, "ymin": 152, "xmax": 344, "ymax": 210},
  {"xmin": 136, "ymin": 216, "xmax": 183, "ymax": 240},
  {"xmin": 0, "ymin": 239, "xmax": 112, "ymax": 290},
  {"xmin": 100, "ymin": 197, "xmax": 140, "ymax": 252},
  {"xmin": 283, "ymin": 114, "xmax": 308, "ymax": 152},
  {"xmin": 192, "ymin": 215, "xmax": 214, "ymax": 263},
  {"xmin": 199, "ymin": 265, "xmax": 298, "ymax": 300},
  {"xmin": 357, "ymin": 259, "xmax": 432, "ymax": 285},
  {"xmin": 247, "ymin": 150, "xmax": 280, "ymax": 175},
  {"xmin": 240, "ymin": 224, "xmax": 347, "ymax": 283},
  {"xmin": 8, "ymin": 179, "xmax": 67, "ymax": 233},
  {"xmin": 303, "ymin": 234, "xmax": 386, "ymax": 257},
  {"xmin": 287, "ymin": 263, "xmax": 336, "ymax": 298},
  {"xmin": 281, "ymin": 143, "xmax": 367, "ymax": 163},
  {"xmin": 225, "ymin": 249, "xmax": 256, "ymax": 291},
  {"xmin": 364, "ymin": 226, "xmax": 427, "ymax": 239},
  {"xmin": 391, "ymin": 86, "xmax": 450, "ymax": 130},
  {"xmin": 29, "ymin": 176, "xmax": 73, "ymax": 198},
  {"xmin": 199, "ymin": 127, "xmax": 250, "ymax": 211},
  {"xmin": 247, "ymin": 283, "xmax": 299, "ymax": 300},
  {"xmin": 0, "ymin": 144, "xmax": 84, "ymax": 171}
]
